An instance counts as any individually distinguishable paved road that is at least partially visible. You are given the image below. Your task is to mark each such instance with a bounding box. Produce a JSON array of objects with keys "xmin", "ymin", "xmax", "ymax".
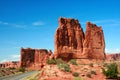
[{"xmin": 0, "ymin": 71, "xmax": 37, "ymax": 80}]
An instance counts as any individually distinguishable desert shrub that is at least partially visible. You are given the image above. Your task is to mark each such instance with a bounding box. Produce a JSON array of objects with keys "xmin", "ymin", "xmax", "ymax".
[
  {"xmin": 72, "ymin": 72, "xmax": 79, "ymax": 77},
  {"xmin": 74, "ymin": 77, "xmax": 85, "ymax": 80},
  {"xmin": 18, "ymin": 67, "xmax": 25, "ymax": 72},
  {"xmin": 47, "ymin": 59, "xmax": 56, "ymax": 64},
  {"xmin": 102, "ymin": 63, "xmax": 118, "ymax": 79},
  {"xmin": 70, "ymin": 59, "xmax": 77, "ymax": 65},
  {"xmin": 8, "ymin": 67, "xmax": 15, "ymax": 70},
  {"xmin": 58, "ymin": 63, "xmax": 71, "ymax": 72},
  {"xmin": 29, "ymin": 79, "xmax": 37, "ymax": 80},
  {"xmin": 89, "ymin": 63, "xmax": 93, "ymax": 67},
  {"xmin": 90, "ymin": 70, "xmax": 96, "ymax": 75},
  {"xmin": 86, "ymin": 73, "xmax": 91, "ymax": 78},
  {"xmin": 103, "ymin": 63, "xmax": 108, "ymax": 67},
  {"xmin": 55, "ymin": 58, "xmax": 65, "ymax": 64}
]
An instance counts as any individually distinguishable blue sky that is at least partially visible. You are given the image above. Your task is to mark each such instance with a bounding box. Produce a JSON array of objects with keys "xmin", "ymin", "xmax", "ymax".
[{"xmin": 0, "ymin": 0, "xmax": 120, "ymax": 62}]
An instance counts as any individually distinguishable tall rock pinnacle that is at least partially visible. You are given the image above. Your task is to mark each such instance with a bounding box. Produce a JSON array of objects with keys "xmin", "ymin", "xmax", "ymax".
[{"xmin": 54, "ymin": 18, "xmax": 105, "ymax": 60}]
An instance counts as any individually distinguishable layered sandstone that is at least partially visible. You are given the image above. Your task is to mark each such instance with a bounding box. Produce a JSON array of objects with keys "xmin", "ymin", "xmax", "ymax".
[
  {"xmin": 83, "ymin": 22, "xmax": 105, "ymax": 59},
  {"xmin": 0, "ymin": 61, "xmax": 20, "ymax": 68},
  {"xmin": 54, "ymin": 18, "xmax": 85, "ymax": 60},
  {"xmin": 106, "ymin": 53, "xmax": 120, "ymax": 61},
  {"xmin": 54, "ymin": 18, "xmax": 105, "ymax": 60},
  {"xmin": 20, "ymin": 48, "xmax": 52, "ymax": 70}
]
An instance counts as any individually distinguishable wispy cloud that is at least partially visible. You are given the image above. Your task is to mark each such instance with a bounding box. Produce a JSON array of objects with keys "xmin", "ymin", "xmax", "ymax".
[
  {"xmin": 32, "ymin": 21, "xmax": 45, "ymax": 26},
  {"xmin": 0, "ymin": 21, "xmax": 27, "ymax": 28},
  {"xmin": 115, "ymin": 48, "xmax": 120, "ymax": 52},
  {"xmin": 0, "ymin": 20, "xmax": 45, "ymax": 29},
  {"xmin": 0, "ymin": 54, "xmax": 20, "ymax": 63},
  {"xmin": 11, "ymin": 54, "xmax": 20, "ymax": 59},
  {"xmin": 105, "ymin": 48, "xmax": 120, "ymax": 53},
  {"xmin": 91, "ymin": 19, "xmax": 120, "ymax": 27},
  {"xmin": 81, "ymin": 19, "xmax": 120, "ymax": 27}
]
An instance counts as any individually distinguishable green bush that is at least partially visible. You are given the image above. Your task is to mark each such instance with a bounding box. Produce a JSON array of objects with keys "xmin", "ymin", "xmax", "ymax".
[
  {"xmin": 58, "ymin": 63, "xmax": 71, "ymax": 72},
  {"xmin": 86, "ymin": 73, "xmax": 91, "ymax": 78},
  {"xmin": 89, "ymin": 63, "xmax": 93, "ymax": 67},
  {"xmin": 47, "ymin": 59, "xmax": 56, "ymax": 64},
  {"xmin": 102, "ymin": 63, "xmax": 118, "ymax": 79},
  {"xmin": 72, "ymin": 72, "xmax": 79, "ymax": 77},
  {"xmin": 18, "ymin": 67, "xmax": 25, "ymax": 72},
  {"xmin": 90, "ymin": 70, "xmax": 96, "ymax": 75},
  {"xmin": 55, "ymin": 58, "xmax": 65, "ymax": 64},
  {"xmin": 74, "ymin": 77, "xmax": 81, "ymax": 80},
  {"xmin": 74, "ymin": 77, "xmax": 85, "ymax": 80},
  {"xmin": 70, "ymin": 59, "xmax": 77, "ymax": 65}
]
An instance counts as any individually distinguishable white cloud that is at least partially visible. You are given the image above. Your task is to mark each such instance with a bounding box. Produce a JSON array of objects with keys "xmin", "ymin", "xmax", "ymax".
[
  {"xmin": 0, "ymin": 21, "xmax": 26, "ymax": 28},
  {"xmin": 91, "ymin": 19, "xmax": 120, "ymax": 27},
  {"xmin": 116, "ymin": 48, "xmax": 120, "ymax": 52},
  {"xmin": 105, "ymin": 48, "xmax": 120, "ymax": 53},
  {"xmin": 11, "ymin": 54, "xmax": 20, "ymax": 59},
  {"xmin": 32, "ymin": 21, "xmax": 45, "ymax": 26},
  {"xmin": 0, "ymin": 54, "xmax": 20, "ymax": 63},
  {"xmin": 0, "ymin": 20, "xmax": 45, "ymax": 29},
  {"xmin": 0, "ymin": 59, "xmax": 8, "ymax": 63}
]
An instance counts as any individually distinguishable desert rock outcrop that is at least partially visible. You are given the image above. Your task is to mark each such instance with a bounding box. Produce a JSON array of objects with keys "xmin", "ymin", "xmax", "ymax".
[
  {"xmin": 54, "ymin": 18, "xmax": 85, "ymax": 60},
  {"xmin": 83, "ymin": 22, "xmax": 105, "ymax": 59},
  {"xmin": 54, "ymin": 18, "xmax": 105, "ymax": 60},
  {"xmin": 106, "ymin": 53, "xmax": 120, "ymax": 61},
  {"xmin": 20, "ymin": 48, "xmax": 52, "ymax": 70}
]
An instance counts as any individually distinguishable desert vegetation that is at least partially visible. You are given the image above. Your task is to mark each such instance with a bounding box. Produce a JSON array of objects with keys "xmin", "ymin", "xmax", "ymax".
[{"xmin": 102, "ymin": 63, "xmax": 118, "ymax": 79}]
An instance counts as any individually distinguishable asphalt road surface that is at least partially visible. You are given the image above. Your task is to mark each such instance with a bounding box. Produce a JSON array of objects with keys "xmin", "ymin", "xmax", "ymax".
[{"xmin": 0, "ymin": 71, "xmax": 37, "ymax": 80}]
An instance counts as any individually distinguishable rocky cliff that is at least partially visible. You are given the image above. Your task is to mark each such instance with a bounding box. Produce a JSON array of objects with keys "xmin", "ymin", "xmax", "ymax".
[
  {"xmin": 54, "ymin": 18, "xmax": 105, "ymax": 60},
  {"xmin": 20, "ymin": 48, "xmax": 52, "ymax": 70},
  {"xmin": 54, "ymin": 18, "xmax": 85, "ymax": 60},
  {"xmin": 83, "ymin": 22, "xmax": 105, "ymax": 59},
  {"xmin": 106, "ymin": 53, "xmax": 120, "ymax": 61}
]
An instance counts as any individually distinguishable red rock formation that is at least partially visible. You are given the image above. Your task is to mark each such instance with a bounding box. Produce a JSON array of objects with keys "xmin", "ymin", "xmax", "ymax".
[
  {"xmin": 54, "ymin": 18, "xmax": 85, "ymax": 60},
  {"xmin": 54, "ymin": 18, "xmax": 106, "ymax": 60},
  {"xmin": 0, "ymin": 61, "xmax": 20, "ymax": 68},
  {"xmin": 106, "ymin": 53, "xmax": 120, "ymax": 61},
  {"xmin": 83, "ymin": 22, "xmax": 105, "ymax": 59},
  {"xmin": 20, "ymin": 48, "xmax": 52, "ymax": 70}
]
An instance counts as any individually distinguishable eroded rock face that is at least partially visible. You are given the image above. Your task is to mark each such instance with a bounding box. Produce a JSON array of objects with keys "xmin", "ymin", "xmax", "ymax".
[
  {"xmin": 54, "ymin": 18, "xmax": 85, "ymax": 60},
  {"xmin": 83, "ymin": 22, "xmax": 105, "ymax": 59},
  {"xmin": 54, "ymin": 18, "xmax": 105, "ymax": 60},
  {"xmin": 20, "ymin": 48, "xmax": 52, "ymax": 70},
  {"xmin": 106, "ymin": 53, "xmax": 120, "ymax": 61},
  {"xmin": 0, "ymin": 61, "xmax": 20, "ymax": 68}
]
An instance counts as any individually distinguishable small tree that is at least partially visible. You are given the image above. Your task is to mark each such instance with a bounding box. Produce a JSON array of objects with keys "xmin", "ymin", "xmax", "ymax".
[{"xmin": 102, "ymin": 63, "xmax": 118, "ymax": 79}]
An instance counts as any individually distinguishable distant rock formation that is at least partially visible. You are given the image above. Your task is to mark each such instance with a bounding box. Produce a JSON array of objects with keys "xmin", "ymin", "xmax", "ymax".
[
  {"xmin": 0, "ymin": 61, "xmax": 20, "ymax": 68},
  {"xmin": 20, "ymin": 48, "xmax": 52, "ymax": 70},
  {"xmin": 54, "ymin": 17, "xmax": 105, "ymax": 60},
  {"xmin": 106, "ymin": 53, "xmax": 120, "ymax": 61}
]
